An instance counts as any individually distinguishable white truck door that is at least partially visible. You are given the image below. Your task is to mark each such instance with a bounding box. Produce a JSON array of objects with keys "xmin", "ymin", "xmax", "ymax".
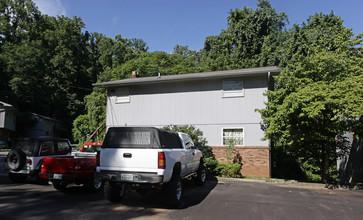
[{"xmin": 180, "ymin": 133, "xmax": 198, "ymax": 173}]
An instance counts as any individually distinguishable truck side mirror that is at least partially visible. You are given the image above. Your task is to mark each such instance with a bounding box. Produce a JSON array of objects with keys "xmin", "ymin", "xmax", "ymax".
[{"xmin": 196, "ymin": 144, "xmax": 203, "ymax": 151}]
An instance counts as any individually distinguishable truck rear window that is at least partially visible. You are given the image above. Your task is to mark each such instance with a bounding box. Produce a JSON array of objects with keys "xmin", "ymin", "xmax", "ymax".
[
  {"xmin": 13, "ymin": 140, "xmax": 39, "ymax": 156},
  {"xmin": 116, "ymin": 131, "xmax": 151, "ymax": 145},
  {"xmin": 102, "ymin": 127, "xmax": 183, "ymax": 149},
  {"xmin": 102, "ymin": 127, "xmax": 157, "ymax": 148}
]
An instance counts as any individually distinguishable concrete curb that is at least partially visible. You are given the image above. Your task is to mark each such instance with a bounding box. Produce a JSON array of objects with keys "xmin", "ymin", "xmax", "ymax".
[
  {"xmin": 216, "ymin": 177, "xmax": 325, "ymax": 187},
  {"xmin": 216, "ymin": 177, "xmax": 363, "ymax": 190}
]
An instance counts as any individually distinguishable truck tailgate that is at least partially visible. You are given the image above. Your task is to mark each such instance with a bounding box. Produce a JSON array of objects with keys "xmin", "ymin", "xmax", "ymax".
[
  {"xmin": 42, "ymin": 157, "xmax": 96, "ymax": 174},
  {"xmin": 100, "ymin": 148, "xmax": 158, "ymax": 171}
]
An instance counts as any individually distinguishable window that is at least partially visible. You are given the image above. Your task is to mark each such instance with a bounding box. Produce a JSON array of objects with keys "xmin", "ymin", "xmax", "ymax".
[
  {"xmin": 222, "ymin": 80, "xmax": 244, "ymax": 98},
  {"xmin": 182, "ymin": 133, "xmax": 194, "ymax": 149},
  {"xmin": 40, "ymin": 141, "xmax": 55, "ymax": 156},
  {"xmin": 13, "ymin": 140, "xmax": 39, "ymax": 156},
  {"xmin": 160, "ymin": 131, "xmax": 183, "ymax": 149},
  {"xmin": 57, "ymin": 141, "xmax": 71, "ymax": 154},
  {"xmin": 115, "ymin": 88, "xmax": 130, "ymax": 103},
  {"xmin": 223, "ymin": 128, "xmax": 244, "ymax": 146}
]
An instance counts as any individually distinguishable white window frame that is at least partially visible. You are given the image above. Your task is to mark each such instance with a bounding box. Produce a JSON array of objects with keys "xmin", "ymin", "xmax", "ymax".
[
  {"xmin": 222, "ymin": 128, "xmax": 244, "ymax": 146},
  {"xmin": 115, "ymin": 87, "xmax": 130, "ymax": 104},
  {"xmin": 222, "ymin": 79, "xmax": 244, "ymax": 98}
]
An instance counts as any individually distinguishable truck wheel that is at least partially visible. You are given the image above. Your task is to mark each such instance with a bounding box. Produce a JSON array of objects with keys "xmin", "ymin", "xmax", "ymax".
[
  {"xmin": 85, "ymin": 174, "xmax": 104, "ymax": 192},
  {"xmin": 104, "ymin": 182, "xmax": 127, "ymax": 202},
  {"xmin": 194, "ymin": 163, "xmax": 207, "ymax": 186},
  {"xmin": 167, "ymin": 174, "xmax": 183, "ymax": 208},
  {"xmin": 53, "ymin": 182, "xmax": 68, "ymax": 191},
  {"xmin": 7, "ymin": 149, "xmax": 26, "ymax": 171},
  {"xmin": 8, "ymin": 173, "xmax": 27, "ymax": 183}
]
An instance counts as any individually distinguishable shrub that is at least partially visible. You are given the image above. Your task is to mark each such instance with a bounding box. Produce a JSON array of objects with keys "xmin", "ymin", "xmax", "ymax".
[
  {"xmin": 203, "ymin": 156, "xmax": 219, "ymax": 175},
  {"xmin": 163, "ymin": 124, "xmax": 218, "ymax": 174},
  {"xmin": 215, "ymin": 162, "xmax": 242, "ymax": 178}
]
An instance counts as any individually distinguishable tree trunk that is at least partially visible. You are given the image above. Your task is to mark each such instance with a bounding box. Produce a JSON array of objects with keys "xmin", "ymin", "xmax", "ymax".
[{"xmin": 322, "ymin": 142, "xmax": 331, "ymax": 183}]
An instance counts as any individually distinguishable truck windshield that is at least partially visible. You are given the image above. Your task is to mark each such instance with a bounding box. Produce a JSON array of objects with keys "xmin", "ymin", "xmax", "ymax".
[{"xmin": 13, "ymin": 140, "xmax": 39, "ymax": 156}]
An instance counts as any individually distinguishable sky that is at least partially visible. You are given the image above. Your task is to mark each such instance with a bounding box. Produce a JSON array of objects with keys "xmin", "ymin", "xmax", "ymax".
[{"xmin": 32, "ymin": 0, "xmax": 363, "ymax": 53}]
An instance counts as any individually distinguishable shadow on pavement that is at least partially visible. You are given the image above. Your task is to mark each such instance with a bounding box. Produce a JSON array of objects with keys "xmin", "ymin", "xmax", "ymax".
[
  {"xmin": 113, "ymin": 176, "xmax": 219, "ymax": 210},
  {"xmin": 0, "ymin": 175, "xmax": 218, "ymax": 219}
]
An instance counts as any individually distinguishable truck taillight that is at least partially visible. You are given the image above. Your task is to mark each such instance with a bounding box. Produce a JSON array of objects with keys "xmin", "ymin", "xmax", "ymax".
[
  {"xmin": 27, "ymin": 159, "xmax": 32, "ymax": 169},
  {"xmin": 158, "ymin": 152, "xmax": 165, "ymax": 169},
  {"xmin": 96, "ymin": 151, "xmax": 100, "ymax": 166}
]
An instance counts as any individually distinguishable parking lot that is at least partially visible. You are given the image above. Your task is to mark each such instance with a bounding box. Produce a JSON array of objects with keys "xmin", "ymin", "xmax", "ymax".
[{"xmin": 1, "ymin": 153, "xmax": 363, "ymax": 220}]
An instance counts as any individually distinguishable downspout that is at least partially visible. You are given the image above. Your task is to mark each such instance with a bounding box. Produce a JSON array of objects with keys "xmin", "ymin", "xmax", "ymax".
[{"xmin": 268, "ymin": 71, "xmax": 272, "ymax": 178}]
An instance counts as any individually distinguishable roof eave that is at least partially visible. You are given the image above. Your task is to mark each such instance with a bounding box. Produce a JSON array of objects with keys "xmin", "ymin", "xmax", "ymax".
[{"xmin": 93, "ymin": 66, "xmax": 281, "ymax": 88}]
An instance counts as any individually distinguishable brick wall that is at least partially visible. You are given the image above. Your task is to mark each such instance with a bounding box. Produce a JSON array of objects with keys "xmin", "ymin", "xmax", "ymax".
[{"xmin": 211, "ymin": 146, "xmax": 270, "ymax": 178}]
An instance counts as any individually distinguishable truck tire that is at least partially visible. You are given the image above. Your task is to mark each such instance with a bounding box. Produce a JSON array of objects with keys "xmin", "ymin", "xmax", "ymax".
[
  {"xmin": 167, "ymin": 173, "xmax": 183, "ymax": 208},
  {"xmin": 7, "ymin": 149, "xmax": 26, "ymax": 171},
  {"xmin": 53, "ymin": 182, "xmax": 68, "ymax": 191},
  {"xmin": 8, "ymin": 173, "xmax": 27, "ymax": 183},
  {"xmin": 85, "ymin": 174, "xmax": 104, "ymax": 192},
  {"xmin": 104, "ymin": 181, "xmax": 126, "ymax": 202},
  {"xmin": 194, "ymin": 163, "xmax": 207, "ymax": 186}
]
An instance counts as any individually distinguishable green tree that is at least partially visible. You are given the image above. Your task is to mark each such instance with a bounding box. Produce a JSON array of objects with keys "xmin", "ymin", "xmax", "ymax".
[
  {"xmin": 258, "ymin": 13, "xmax": 363, "ymax": 183},
  {"xmin": 0, "ymin": 0, "xmax": 42, "ymax": 98},
  {"xmin": 201, "ymin": 0, "xmax": 288, "ymax": 70},
  {"xmin": 162, "ymin": 125, "xmax": 208, "ymax": 149},
  {"xmin": 72, "ymin": 34, "xmax": 148, "ymax": 143},
  {"xmin": 104, "ymin": 51, "xmax": 201, "ymax": 81},
  {"xmin": 73, "ymin": 88, "xmax": 107, "ymax": 145},
  {"xmin": 162, "ymin": 125, "xmax": 220, "ymax": 175},
  {"xmin": 281, "ymin": 11, "xmax": 350, "ymax": 66},
  {"xmin": 1, "ymin": 0, "xmax": 95, "ymax": 138}
]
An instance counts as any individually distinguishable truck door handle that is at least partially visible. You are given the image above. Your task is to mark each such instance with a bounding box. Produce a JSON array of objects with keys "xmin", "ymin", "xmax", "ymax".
[{"xmin": 123, "ymin": 153, "xmax": 132, "ymax": 158}]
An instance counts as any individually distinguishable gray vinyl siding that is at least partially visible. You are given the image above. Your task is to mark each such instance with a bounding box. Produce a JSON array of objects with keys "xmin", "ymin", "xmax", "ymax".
[{"xmin": 106, "ymin": 75, "xmax": 268, "ymax": 147}]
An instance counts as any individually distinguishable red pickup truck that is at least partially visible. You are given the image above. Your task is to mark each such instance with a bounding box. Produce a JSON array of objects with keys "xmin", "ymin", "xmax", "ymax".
[{"xmin": 39, "ymin": 142, "xmax": 103, "ymax": 192}]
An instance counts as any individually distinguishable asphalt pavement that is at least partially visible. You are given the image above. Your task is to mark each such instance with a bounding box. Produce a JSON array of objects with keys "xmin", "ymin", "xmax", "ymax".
[
  {"xmin": 1, "ymin": 152, "xmax": 363, "ymax": 220},
  {"xmin": 1, "ymin": 173, "xmax": 363, "ymax": 220},
  {"xmin": 0, "ymin": 152, "xmax": 9, "ymax": 176}
]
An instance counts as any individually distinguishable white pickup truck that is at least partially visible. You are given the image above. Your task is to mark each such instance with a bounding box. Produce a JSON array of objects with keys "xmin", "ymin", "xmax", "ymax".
[{"xmin": 96, "ymin": 127, "xmax": 206, "ymax": 207}]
